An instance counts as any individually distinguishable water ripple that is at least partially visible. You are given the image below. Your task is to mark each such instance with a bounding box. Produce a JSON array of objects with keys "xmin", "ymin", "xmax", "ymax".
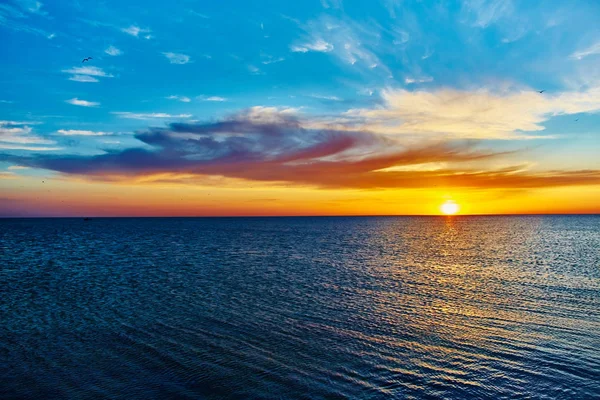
[{"xmin": 1, "ymin": 216, "xmax": 599, "ymax": 398}]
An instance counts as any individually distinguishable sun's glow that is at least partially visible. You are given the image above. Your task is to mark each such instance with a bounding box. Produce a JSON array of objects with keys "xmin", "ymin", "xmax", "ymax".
[{"xmin": 441, "ymin": 200, "xmax": 459, "ymax": 215}]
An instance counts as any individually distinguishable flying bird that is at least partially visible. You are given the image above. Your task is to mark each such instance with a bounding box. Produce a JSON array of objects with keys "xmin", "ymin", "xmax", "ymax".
[
  {"xmin": 82, "ymin": 57, "xmax": 93, "ymax": 63},
  {"xmin": 538, "ymin": 90, "xmax": 545, "ymax": 94},
  {"xmin": 575, "ymin": 118, "xmax": 579, "ymax": 122}
]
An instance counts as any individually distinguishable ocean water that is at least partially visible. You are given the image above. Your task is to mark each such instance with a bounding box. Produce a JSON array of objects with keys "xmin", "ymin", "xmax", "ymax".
[{"xmin": 1, "ymin": 216, "xmax": 599, "ymax": 399}]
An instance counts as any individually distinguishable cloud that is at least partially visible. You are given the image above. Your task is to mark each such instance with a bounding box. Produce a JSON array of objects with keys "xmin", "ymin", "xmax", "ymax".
[
  {"xmin": 462, "ymin": 0, "xmax": 514, "ymax": 28},
  {"xmin": 321, "ymin": 0, "xmax": 343, "ymax": 9},
  {"xmin": 0, "ymin": 120, "xmax": 59, "ymax": 151},
  {"xmin": 291, "ymin": 39, "xmax": 334, "ymax": 53},
  {"xmin": 162, "ymin": 52, "xmax": 191, "ymax": 64},
  {"xmin": 342, "ymin": 86, "xmax": 600, "ymax": 139},
  {"xmin": 0, "ymin": 109, "xmax": 486, "ymax": 184},
  {"xmin": 66, "ymin": 98, "xmax": 99, "ymax": 107},
  {"xmin": 69, "ymin": 75, "xmax": 99, "ymax": 83},
  {"xmin": 62, "ymin": 66, "xmax": 113, "ymax": 77},
  {"xmin": 404, "ymin": 76, "xmax": 434, "ymax": 85},
  {"xmin": 22, "ymin": 0, "xmax": 46, "ymax": 15},
  {"xmin": 0, "ymin": 1, "xmax": 50, "ymax": 36},
  {"xmin": 111, "ymin": 112, "xmax": 193, "ymax": 120},
  {"xmin": 105, "ymin": 45, "xmax": 122, "ymax": 56},
  {"xmin": 247, "ymin": 65, "xmax": 262, "ymax": 75},
  {"xmin": 7, "ymin": 165, "xmax": 29, "ymax": 170},
  {"xmin": 6, "ymin": 107, "xmax": 598, "ymax": 190},
  {"xmin": 189, "ymin": 10, "xmax": 209, "ymax": 19},
  {"xmin": 290, "ymin": 16, "xmax": 391, "ymax": 77},
  {"xmin": 63, "ymin": 66, "xmax": 113, "ymax": 83},
  {"xmin": 57, "ymin": 130, "xmax": 112, "ymax": 136},
  {"xmin": 310, "ymin": 94, "xmax": 342, "ymax": 101},
  {"xmin": 121, "ymin": 25, "xmax": 150, "ymax": 37},
  {"xmin": 570, "ymin": 40, "xmax": 600, "ymax": 60},
  {"xmin": 0, "ymin": 144, "xmax": 62, "ymax": 151},
  {"xmin": 262, "ymin": 56, "xmax": 285, "ymax": 65},
  {"xmin": 167, "ymin": 95, "xmax": 191, "ymax": 103},
  {"xmin": 199, "ymin": 96, "xmax": 227, "ymax": 102}
]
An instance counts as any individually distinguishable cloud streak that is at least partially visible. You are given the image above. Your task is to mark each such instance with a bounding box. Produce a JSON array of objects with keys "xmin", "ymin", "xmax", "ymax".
[
  {"xmin": 121, "ymin": 25, "xmax": 150, "ymax": 37},
  {"xmin": 105, "ymin": 45, "xmax": 122, "ymax": 56},
  {"xmin": 290, "ymin": 15, "xmax": 391, "ymax": 78},
  {"xmin": 111, "ymin": 112, "xmax": 192, "ymax": 120},
  {"xmin": 66, "ymin": 98, "xmax": 99, "ymax": 107},
  {"xmin": 570, "ymin": 40, "xmax": 600, "ymax": 60},
  {"xmin": 167, "ymin": 95, "xmax": 191, "ymax": 103},
  {"xmin": 0, "ymin": 120, "xmax": 60, "ymax": 151},
  {"xmin": 57, "ymin": 130, "xmax": 112, "ymax": 136},
  {"xmin": 4, "ymin": 108, "xmax": 599, "ymax": 190},
  {"xmin": 163, "ymin": 52, "xmax": 191, "ymax": 64},
  {"xmin": 63, "ymin": 66, "xmax": 113, "ymax": 83},
  {"xmin": 69, "ymin": 75, "xmax": 99, "ymax": 83},
  {"xmin": 199, "ymin": 96, "xmax": 227, "ymax": 102},
  {"xmin": 291, "ymin": 39, "xmax": 333, "ymax": 53}
]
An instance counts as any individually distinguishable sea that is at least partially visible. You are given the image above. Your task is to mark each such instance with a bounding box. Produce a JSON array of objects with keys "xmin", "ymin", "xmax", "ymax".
[{"xmin": 1, "ymin": 216, "xmax": 599, "ymax": 399}]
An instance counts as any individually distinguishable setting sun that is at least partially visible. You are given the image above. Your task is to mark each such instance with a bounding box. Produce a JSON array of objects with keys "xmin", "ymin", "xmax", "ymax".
[{"xmin": 441, "ymin": 200, "xmax": 460, "ymax": 215}]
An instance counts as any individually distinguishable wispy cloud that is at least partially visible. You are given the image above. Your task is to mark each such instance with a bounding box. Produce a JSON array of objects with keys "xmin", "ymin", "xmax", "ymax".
[
  {"xmin": 462, "ymin": 0, "xmax": 514, "ymax": 28},
  {"xmin": 62, "ymin": 66, "xmax": 113, "ymax": 77},
  {"xmin": 310, "ymin": 94, "xmax": 342, "ymax": 101},
  {"xmin": 105, "ymin": 45, "xmax": 122, "ymax": 56},
  {"xmin": 69, "ymin": 75, "xmax": 99, "ymax": 83},
  {"xmin": 166, "ymin": 95, "xmax": 191, "ymax": 103},
  {"xmin": 0, "ymin": 120, "xmax": 60, "ymax": 151},
  {"xmin": 0, "ymin": 1, "xmax": 50, "ymax": 36},
  {"xmin": 199, "ymin": 96, "xmax": 227, "ymax": 102},
  {"xmin": 290, "ymin": 16, "xmax": 390, "ymax": 77},
  {"xmin": 22, "ymin": 0, "xmax": 47, "ymax": 15},
  {"xmin": 247, "ymin": 65, "xmax": 262, "ymax": 75},
  {"xmin": 570, "ymin": 40, "xmax": 600, "ymax": 60},
  {"xmin": 121, "ymin": 25, "xmax": 150, "ymax": 37},
  {"xmin": 291, "ymin": 39, "xmax": 334, "ymax": 53},
  {"xmin": 162, "ymin": 52, "xmax": 191, "ymax": 64},
  {"xmin": 62, "ymin": 66, "xmax": 113, "ymax": 83},
  {"xmin": 461, "ymin": 0, "xmax": 532, "ymax": 45},
  {"xmin": 66, "ymin": 98, "xmax": 99, "ymax": 107},
  {"xmin": 404, "ymin": 76, "xmax": 434, "ymax": 84},
  {"xmin": 111, "ymin": 112, "xmax": 192, "ymax": 120},
  {"xmin": 188, "ymin": 10, "xmax": 209, "ymax": 19},
  {"xmin": 57, "ymin": 130, "xmax": 112, "ymax": 136},
  {"xmin": 0, "ymin": 145, "xmax": 62, "ymax": 151},
  {"xmin": 261, "ymin": 56, "xmax": 285, "ymax": 65},
  {"xmin": 320, "ymin": 0, "xmax": 343, "ymax": 9}
]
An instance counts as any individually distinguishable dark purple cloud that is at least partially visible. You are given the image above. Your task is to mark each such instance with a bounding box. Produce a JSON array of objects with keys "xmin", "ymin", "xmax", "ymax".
[{"xmin": 3, "ymin": 110, "xmax": 600, "ymax": 189}]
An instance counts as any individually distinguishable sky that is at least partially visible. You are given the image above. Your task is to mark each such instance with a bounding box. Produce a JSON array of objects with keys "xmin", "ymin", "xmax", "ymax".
[{"xmin": 1, "ymin": 0, "xmax": 599, "ymax": 216}]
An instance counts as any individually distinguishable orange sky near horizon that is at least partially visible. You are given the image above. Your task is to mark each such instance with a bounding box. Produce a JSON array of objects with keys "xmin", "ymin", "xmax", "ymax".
[{"xmin": 2, "ymin": 174, "xmax": 599, "ymax": 217}]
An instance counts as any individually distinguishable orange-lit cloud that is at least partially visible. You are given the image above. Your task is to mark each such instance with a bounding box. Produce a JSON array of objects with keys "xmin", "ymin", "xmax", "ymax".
[{"xmin": 3, "ymin": 107, "xmax": 599, "ymax": 192}]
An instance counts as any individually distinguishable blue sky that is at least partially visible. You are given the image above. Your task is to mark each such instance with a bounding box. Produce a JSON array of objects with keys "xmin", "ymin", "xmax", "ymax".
[{"xmin": 1, "ymin": 0, "xmax": 600, "ymax": 215}]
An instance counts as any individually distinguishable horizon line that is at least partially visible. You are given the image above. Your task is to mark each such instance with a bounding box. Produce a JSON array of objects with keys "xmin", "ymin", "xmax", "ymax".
[{"xmin": 1, "ymin": 213, "xmax": 599, "ymax": 219}]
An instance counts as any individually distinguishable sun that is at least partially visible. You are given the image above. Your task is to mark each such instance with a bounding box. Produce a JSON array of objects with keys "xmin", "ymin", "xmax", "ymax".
[{"xmin": 441, "ymin": 200, "xmax": 459, "ymax": 215}]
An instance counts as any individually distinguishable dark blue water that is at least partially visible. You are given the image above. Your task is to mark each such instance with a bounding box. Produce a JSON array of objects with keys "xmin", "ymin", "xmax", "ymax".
[{"xmin": 1, "ymin": 216, "xmax": 599, "ymax": 399}]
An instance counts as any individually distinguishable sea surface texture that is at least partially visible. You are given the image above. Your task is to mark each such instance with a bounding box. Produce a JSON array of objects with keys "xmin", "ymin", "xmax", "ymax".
[{"xmin": 1, "ymin": 216, "xmax": 599, "ymax": 399}]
